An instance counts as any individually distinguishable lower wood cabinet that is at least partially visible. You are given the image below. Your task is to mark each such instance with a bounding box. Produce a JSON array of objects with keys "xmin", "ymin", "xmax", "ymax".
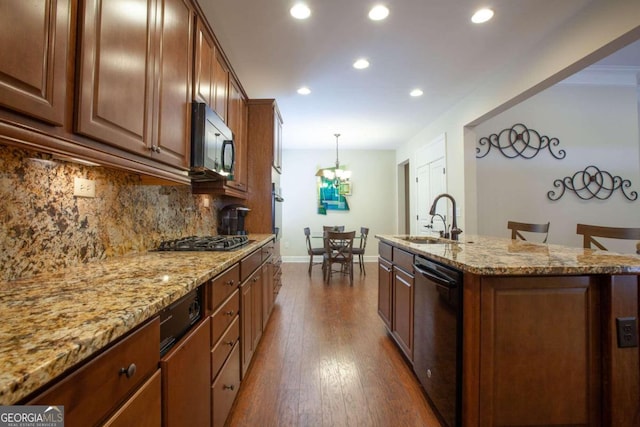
[
  {"xmin": 378, "ymin": 257, "xmax": 392, "ymax": 329},
  {"xmin": 476, "ymin": 275, "xmax": 601, "ymax": 426},
  {"xmin": 211, "ymin": 342, "xmax": 241, "ymax": 427},
  {"xmin": 240, "ymin": 264, "xmax": 264, "ymax": 376},
  {"xmin": 28, "ymin": 318, "xmax": 160, "ymax": 427},
  {"xmin": 103, "ymin": 370, "xmax": 162, "ymax": 427},
  {"xmin": 392, "ymin": 265, "xmax": 414, "ymax": 360},
  {"xmin": 160, "ymin": 317, "xmax": 211, "ymax": 427}
]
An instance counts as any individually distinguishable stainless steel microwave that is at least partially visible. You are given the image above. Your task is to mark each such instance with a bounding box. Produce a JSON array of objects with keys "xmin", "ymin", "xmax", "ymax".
[{"xmin": 190, "ymin": 102, "xmax": 235, "ymax": 181}]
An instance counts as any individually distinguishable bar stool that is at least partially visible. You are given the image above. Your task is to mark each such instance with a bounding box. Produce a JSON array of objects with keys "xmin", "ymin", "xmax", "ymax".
[
  {"xmin": 576, "ymin": 224, "xmax": 640, "ymax": 253},
  {"xmin": 507, "ymin": 221, "xmax": 550, "ymax": 243}
]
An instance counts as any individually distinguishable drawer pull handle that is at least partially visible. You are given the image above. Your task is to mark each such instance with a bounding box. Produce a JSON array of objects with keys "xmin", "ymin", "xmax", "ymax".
[
  {"xmin": 225, "ymin": 310, "xmax": 235, "ymax": 316},
  {"xmin": 119, "ymin": 363, "xmax": 137, "ymax": 378},
  {"xmin": 225, "ymin": 340, "xmax": 234, "ymax": 347},
  {"xmin": 225, "ymin": 280, "xmax": 235, "ymax": 286},
  {"xmin": 223, "ymin": 384, "xmax": 235, "ymax": 391}
]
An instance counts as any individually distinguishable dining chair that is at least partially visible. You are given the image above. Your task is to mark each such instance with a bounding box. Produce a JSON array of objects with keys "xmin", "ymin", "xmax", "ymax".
[
  {"xmin": 352, "ymin": 227, "xmax": 369, "ymax": 275},
  {"xmin": 323, "ymin": 230, "xmax": 355, "ymax": 285},
  {"xmin": 507, "ymin": 221, "xmax": 550, "ymax": 243},
  {"xmin": 304, "ymin": 227, "xmax": 325, "ymax": 275},
  {"xmin": 576, "ymin": 224, "xmax": 640, "ymax": 253}
]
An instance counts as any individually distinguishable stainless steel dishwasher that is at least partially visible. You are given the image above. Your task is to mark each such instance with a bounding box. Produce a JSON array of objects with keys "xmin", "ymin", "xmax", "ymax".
[{"xmin": 413, "ymin": 255, "xmax": 462, "ymax": 427}]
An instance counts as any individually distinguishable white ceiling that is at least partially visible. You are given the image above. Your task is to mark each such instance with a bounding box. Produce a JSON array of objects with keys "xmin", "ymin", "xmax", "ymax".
[{"xmin": 198, "ymin": 0, "xmax": 635, "ymax": 150}]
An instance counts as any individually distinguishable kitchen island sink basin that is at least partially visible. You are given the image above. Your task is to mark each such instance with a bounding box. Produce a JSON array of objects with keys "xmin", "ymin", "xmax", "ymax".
[{"xmin": 398, "ymin": 236, "xmax": 448, "ymax": 244}]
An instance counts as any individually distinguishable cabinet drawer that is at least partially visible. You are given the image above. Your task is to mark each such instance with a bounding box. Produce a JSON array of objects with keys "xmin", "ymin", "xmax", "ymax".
[
  {"xmin": 212, "ymin": 342, "xmax": 241, "ymax": 427},
  {"xmin": 261, "ymin": 241, "xmax": 274, "ymax": 261},
  {"xmin": 211, "ymin": 315, "xmax": 239, "ymax": 381},
  {"xmin": 211, "ymin": 289, "xmax": 240, "ymax": 345},
  {"xmin": 240, "ymin": 249, "xmax": 262, "ymax": 281},
  {"xmin": 29, "ymin": 318, "xmax": 160, "ymax": 427},
  {"xmin": 209, "ymin": 264, "xmax": 240, "ymax": 312},
  {"xmin": 103, "ymin": 369, "xmax": 161, "ymax": 427},
  {"xmin": 393, "ymin": 247, "xmax": 414, "ymax": 273},
  {"xmin": 379, "ymin": 241, "xmax": 392, "ymax": 262}
]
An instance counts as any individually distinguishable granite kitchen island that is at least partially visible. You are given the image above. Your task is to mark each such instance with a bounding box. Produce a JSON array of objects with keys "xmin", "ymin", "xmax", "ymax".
[{"xmin": 376, "ymin": 234, "xmax": 640, "ymax": 427}]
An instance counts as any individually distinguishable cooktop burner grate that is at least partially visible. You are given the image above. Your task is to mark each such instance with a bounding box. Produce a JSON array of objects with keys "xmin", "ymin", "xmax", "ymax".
[{"xmin": 156, "ymin": 235, "xmax": 249, "ymax": 251}]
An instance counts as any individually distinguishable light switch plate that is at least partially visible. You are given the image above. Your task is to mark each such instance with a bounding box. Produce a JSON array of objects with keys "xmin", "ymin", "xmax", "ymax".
[{"xmin": 74, "ymin": 177, "xmax": 96, "ymax": 198}]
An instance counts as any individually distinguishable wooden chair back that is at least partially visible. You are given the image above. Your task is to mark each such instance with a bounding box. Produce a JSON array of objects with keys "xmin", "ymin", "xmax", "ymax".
[
  {"xmin": 323, "ymin": 225, "xmax": 345, "ymax": 232},
  {"xmin": 324, "ymin": 230, "xmax": 355, "ymax": 284},
  {"xmin": 576, "ymin": 224, "xmax": 640, "ymax": 253},
  {"xmin": 507, "ymin": 221, "xmax": 550, "ymax": 243}
]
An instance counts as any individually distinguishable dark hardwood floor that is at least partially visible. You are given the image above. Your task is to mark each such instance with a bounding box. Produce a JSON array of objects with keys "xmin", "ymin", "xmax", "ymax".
[{"xmin": 226, "ymin": 262, "xmax": 442, "ymax": 426}]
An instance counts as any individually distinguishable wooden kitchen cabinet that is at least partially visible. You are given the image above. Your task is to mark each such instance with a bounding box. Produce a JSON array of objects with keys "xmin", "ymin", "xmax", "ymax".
[
  {"xmin": 226, "ymin": 76, "xmax": 248, "ymax": 192},
  {"xmin": 476, "ymin": 275, "xmax": 602, "ymax": 426},
  {"xmin": 0, "ymin": 0, "xmax": 71, "ymax": 126},
  {"xmin": 28, "ymin": 318, "xmax": 160, "ymax": 426},
  {"xmin": 160, "ymin": 317, "xmax": 211, "ymax": 427},
  {"xmin": 393, "ymin": 265, "xmax": 414, "ymax": 360},
  {"xmin": 76, "ymin": 0, "xmax": 192, "ymax": 169},
  {"xmin": 378, "ymin": 257, "xmax": 393, "ymax": 329},
  {"xmin": 194, "ymin": 17, "xmax": 228, "ymax": 123},
  {"xmin": 245, "ymin": 99, "xmax": 282, "ymax": 234},
  {"xmin": 240, "ymin": 264, "xmax": 264, "ymax": 376},
  {"xmin": 377, "ymin": 243, "xmax": 414, "ymax": 360},
  {"xmin": 103, "ymin": 370, "xmax": 161, "ymax": 427}
]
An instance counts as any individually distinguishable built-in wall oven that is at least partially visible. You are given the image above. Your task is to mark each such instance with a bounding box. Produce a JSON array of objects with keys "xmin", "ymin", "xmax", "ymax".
[{"xmin": 413, "ymin": 255, "xmax": 463, "ymax": 427}]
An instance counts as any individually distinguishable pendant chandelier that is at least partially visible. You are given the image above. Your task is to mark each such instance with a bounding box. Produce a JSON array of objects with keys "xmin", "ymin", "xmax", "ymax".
[{"xmin": 322, "ymin": 133, "xmax": 352, "ymax": 187}]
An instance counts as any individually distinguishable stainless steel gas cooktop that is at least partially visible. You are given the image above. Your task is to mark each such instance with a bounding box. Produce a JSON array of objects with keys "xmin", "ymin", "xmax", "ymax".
[{"xmin": 156, "ymin": 235, "xmax": 249, "ymax": 252}]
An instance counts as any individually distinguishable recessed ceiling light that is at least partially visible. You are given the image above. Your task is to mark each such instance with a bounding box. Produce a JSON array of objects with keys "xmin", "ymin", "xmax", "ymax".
[
  {"xmin": 290, "ymin": 3, "xmax": 311, "ymax": 19},
  {"xmin": 369, "ymin": 5, "xmax": 389, "ymax": 21},
  {"xmin": 353, "ymin": 58, "xmax": 370, "ymax": 69},
  {"xmin": 410, "ymin": 89, "xmax": 424, "ymax": 97},
  {"xmin": 471, "ymin": 8, "xmax": 494, "ymax": 24},
  {"xmin": 297, "ymin": 86, "xmax": 311, "ymax": 95}
]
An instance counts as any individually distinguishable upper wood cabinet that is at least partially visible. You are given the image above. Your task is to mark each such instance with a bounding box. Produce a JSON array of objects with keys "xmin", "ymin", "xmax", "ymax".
[
  {"xmin": 76, "ymin": 0, "xmax": 193, "ymax": 169},
  {"xmin": 273, "ymin": 105, "xmax": 282, "ymax": 173},
  {"xmin": 194, "ymin": 17, "xmax": 228, "ymax": 123},
  {"xmin": 0, "ymin": 0, "xmax": 71, "ymax": 126},
  {"xmin": 153, "ymin": 0, "xmax": 194, "ymax": 168},
  {"xmin": 226, "ymin": 76, "xmax": 247, "ymax": 192}
]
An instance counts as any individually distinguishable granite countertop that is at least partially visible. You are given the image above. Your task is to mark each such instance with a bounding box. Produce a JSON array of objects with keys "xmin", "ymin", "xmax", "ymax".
[
  {"xmin": 0, "ymin": 234, "xmax": 274, "ymax": 405},
  {"xmin": 376, "ymin": 234, "xmax": 640, "ymax": 275}
]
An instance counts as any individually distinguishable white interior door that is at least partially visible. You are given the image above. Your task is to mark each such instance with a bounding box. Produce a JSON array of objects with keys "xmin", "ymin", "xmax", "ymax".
[{"xmin": 415, "ymin": 135, "xmax": 446, "ymax": 235}]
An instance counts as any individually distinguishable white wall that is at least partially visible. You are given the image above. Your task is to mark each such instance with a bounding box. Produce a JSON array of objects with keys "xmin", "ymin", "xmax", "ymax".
[
  {"xmin": 474, "ymin": 83, "xmax": 640, "ymax": 252},
  {"xmin": 280, "ymin": 149, "xmax": 396, "ymax": 261},
  {"xmin": 394, "ymin": 1, "xmax": 640, "ymax": 237}
]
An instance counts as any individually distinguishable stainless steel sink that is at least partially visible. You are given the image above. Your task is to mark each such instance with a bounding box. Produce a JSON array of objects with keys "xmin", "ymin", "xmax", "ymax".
[{"xmin": 398, "ymin": 236, "xmax": 446, "ymax": 244}]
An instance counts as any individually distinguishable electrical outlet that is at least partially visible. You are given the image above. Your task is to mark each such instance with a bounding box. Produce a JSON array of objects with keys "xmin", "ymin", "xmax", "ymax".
[
  {"xmin": 616, "ymin": 317, "xmax": 638, "ymax": 348},
  {"xmin": 74, "ymin": 177, "xmax": 96, "ymax": 198},
  {"xmin": 203, "ymin": 197, "xmax": 210, "ymax": 208}
]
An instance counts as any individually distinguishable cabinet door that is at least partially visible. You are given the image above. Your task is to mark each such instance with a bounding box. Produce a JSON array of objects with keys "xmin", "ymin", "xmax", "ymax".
[
  {"xmin": 478, "ymin": 276, "xmax": 600, "ymax": 426},
  {"xmin": 152, "ymin": 0, "xmax": 193, "ymax": 168},
  {"xmin": 213, "ymin": 53, "xmax": 229, "ymax": 123},
  {"xmin": 0, "ymin": 0, "xmax": 70, "ymax": 125},
  {"xmin": 273, "ymin": 103, "xmax": 282, "ymax": 172},
  {"xmin": 77, "ymin": 0, "xmax": 156, "ymax": 155},
  {"xmin": 262, "ymin": 260, "xmax": 274, "ymax": 326},
  {"xmin": 378, "ymin": 258, "xmax": 393, "ymax": 329},
  {"xmin": 393, "ymin": 267, "xmax": 414, "ymax": 360},
  {"xmin": 226, "ymin": 77, "xmax": 247, "ymax": 191},
  {"xmin": 251, "ymin": 268, "xmax": 263, "ymax": 354},
  {"xmin": 160, "ymin": 317, "xmax": 211, "ymax": 427},
  {"xmin": 194, "ymin": 18, "xmax": 214, "ymax": 107},
  {"xmin": 240, "ymin": 280, "xmax": 253, "ymax": 377},
  {"xmin": 103, "ymin": 370, "xmax": 161, "ymax": 427}
]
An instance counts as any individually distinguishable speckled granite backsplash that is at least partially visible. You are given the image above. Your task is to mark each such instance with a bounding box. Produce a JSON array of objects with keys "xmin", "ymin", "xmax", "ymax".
[{"xmin": 0, "ymin": 145, "xmax": 218, "ymax": 282}]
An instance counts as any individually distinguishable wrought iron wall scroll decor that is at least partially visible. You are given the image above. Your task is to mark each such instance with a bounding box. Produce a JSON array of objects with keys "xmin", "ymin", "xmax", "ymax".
[
  {"xmin": 547, "ymin": 165, "xmax": 638, "ymax": 201},
  {"xmin": 476, "ymin": 123, "xmax": 566, "ymax": 160}
]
